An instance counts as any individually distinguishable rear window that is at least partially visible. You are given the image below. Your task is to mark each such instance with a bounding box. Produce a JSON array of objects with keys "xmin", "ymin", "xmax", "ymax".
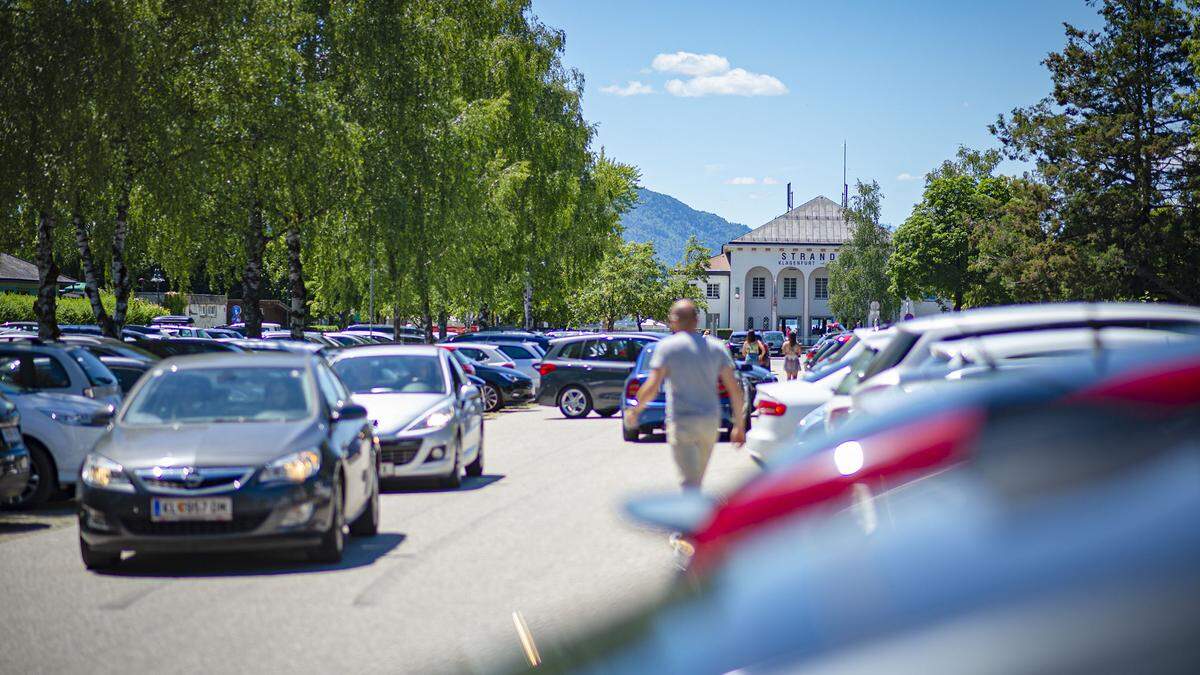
[
  {"xmin": 497, "ymin": 344, "xmax": 533, "ymax": 359},
  {"xmin": 556, "ymin": 340, "xmax": 587, "ymax": 360},
  {"xmin": 70, "ymin": 348, "xmax": 117, "ymax": 386},
  {"xmin": 110, "ymin": 366, "xmax": 145, "ymax": 393}
]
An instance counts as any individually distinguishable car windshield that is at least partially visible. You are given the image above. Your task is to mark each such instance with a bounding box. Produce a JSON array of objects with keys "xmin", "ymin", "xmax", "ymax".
[
  {"xmin": 331, "ymin": 354, "xmax": 447, "ymax": 395},
  {"xmin": 122, "ymin": 366, "xmax": 315, "ymax": 425}
]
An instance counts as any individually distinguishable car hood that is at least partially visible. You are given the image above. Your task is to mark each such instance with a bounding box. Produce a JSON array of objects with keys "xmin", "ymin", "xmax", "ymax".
[
  {"xmin": 97, "ymin": 420, "xmax": 319, "ymax": 469},
  {"xmin": 352, "ymin": 392, "xmax": 447, "ymax": 434},
  {"xmin": 14, "ymin": 390, "xmax": 113, "ymax": 414}
]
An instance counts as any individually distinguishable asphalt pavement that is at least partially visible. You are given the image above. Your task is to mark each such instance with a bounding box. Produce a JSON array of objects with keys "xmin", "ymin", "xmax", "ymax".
[{"xmin": 0, "ymin": 402, "xmax": 758, "ymax": 674}]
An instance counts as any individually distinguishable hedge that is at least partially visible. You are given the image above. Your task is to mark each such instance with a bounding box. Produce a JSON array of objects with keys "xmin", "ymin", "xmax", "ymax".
[
  {"xmin": 716, "ymin": 328, "xmax": 733, "ymax": 339},
  {"xmin": 0, "ymin": 292, "xmax": 169, "ymax": 326}
]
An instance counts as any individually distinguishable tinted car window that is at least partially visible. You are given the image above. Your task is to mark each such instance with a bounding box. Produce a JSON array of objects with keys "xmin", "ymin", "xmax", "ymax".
[
  {"xmin": 70, "ymin": 348, "xmax": 117, "ymax": 386},
  {"xmin": 124, "ymin": 366, "xmax": 315, "ymax": 425},
  {"xmin": 110, "ymin": 367, "xmax": 145, "ymax": 393},
  {"xmin": 314, "ymin": 365, "xmax": 346, "ymax": 409},
  {"xmin": 581, "ymin": 339, "xmax": 609, "ymax": 359},
  {"xmin": 32, "ymin": 355, "xmax": 70, "ymax": 388},
  {"xmin": 601, "ymin": 338, "xmax": 645, "ymax": 363},
  {"xmin": 331, "ymin": 355, "xmax": 448, "ymax": 395},
  {"xmin": 558, "ymin": 340, "xmax": 586, "ymax": 360},
  {"xmin": 456, "ymin": 347, "xmax": 490, "ymax": 362},
  {"xmin": 0, "ymin": 357, "xmax": 24, "ymax": 389},
  {"xmin": 497, "ymin": 344, "xmax": 534, "ymax": 359}
]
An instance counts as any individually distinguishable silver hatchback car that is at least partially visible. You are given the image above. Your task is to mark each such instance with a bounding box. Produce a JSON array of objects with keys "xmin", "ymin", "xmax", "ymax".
[{"xmin": 328, "ymin": 346, "xmax": 485, "ymax": 488}]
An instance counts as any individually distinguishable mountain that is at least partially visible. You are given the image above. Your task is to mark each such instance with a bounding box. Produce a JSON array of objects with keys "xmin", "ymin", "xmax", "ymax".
[{"xmin": 620, "ymin": 188, "xmax": 749, "ymax": 264}]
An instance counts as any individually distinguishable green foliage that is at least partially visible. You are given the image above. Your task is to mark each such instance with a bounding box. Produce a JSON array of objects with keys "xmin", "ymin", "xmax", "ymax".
[
  {"xmin": 829, "ymin": 181, "xmax": 899, "ymax": 325},
  {"xmin": 0, "ymin": 293, "xmax": 166, "ymax": 325},
  {"xmin": 162, "ymin": 293, "xmax": 187, "ymax": 316}
]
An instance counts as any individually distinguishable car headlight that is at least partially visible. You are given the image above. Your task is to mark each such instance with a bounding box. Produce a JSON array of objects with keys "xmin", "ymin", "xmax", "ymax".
[
  {"xmin": 38, "ymin": 407, "xmax": 111, "ymax": 427},
  {"xmin": 81, "ymin": 454, "xmax": 135, "ymax": 493},
  {"xmin": 260, "ymin": 449, "xmax": 321, "ymax": 483},
  {"xmin": 405, "ymin": 403, "xmax": 455, "ymax": 432}
]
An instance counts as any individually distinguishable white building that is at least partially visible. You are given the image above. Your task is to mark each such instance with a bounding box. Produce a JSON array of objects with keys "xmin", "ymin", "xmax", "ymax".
[{"xmin": 698, "ymin": 195, "xmax": 850, "ymax": 338}]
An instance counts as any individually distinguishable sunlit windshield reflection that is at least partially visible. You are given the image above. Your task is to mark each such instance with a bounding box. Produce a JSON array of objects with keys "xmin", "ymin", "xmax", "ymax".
[
  {"xmin": 122, "ymin": 366, "xmax": 314, "ymax": 425},
  {"xmin": 332, "ymin": 355, "xmax": 447, "ymax": 395}
]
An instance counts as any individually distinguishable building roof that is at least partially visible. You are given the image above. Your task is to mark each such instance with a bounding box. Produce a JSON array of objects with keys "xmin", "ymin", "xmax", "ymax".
[
  {"xmin": 730, "ymin": 195, "xmax": 852, "ymax": 245},
  {"xmin": 0, "ymin": 253, "xmax": 75, "ymax": 284},
  {"xmin": 705, "ymin": 253, "xmax": 730, "ymax": 272}
]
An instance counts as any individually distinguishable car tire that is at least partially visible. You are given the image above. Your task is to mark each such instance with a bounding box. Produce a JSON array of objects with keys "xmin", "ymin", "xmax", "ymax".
[
  {"xmin": 481, "ymin": 384, "xmax": 502, "ymax": 412},
  {"xmin": 349, "ymin": 478, "xmax": 379, "ymax": 537},
  {"xmin": 465, "ymin": 428, "xmax": 484, "ymax": 477},
  {"xmin": 441, "ymin": 440, "xmax": 462, "ymax": 488},
  {"xmin": 310, "ymin": 478, "xmax": 345, "ymax": 564},
  {"xmin": 557, "ymin": 386, "xmax": 592, "ymax": 418},
  {"xmin": 622, "ymin": 424, "xmax": 639, "ymax": 442},
  {"xmin": 4, "ymin": 438, "xmax": 55, "ymax": 510},
  {"xmin": 596, "ymin": 408, "xmax": 618, "ymax": 418},
  {"xmin": 79, "ymin": 536, "xmax": 120, "ymax": 571}
]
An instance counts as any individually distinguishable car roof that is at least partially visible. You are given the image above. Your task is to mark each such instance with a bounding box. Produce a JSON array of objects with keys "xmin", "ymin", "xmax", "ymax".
[
  {"xmin": 153, "ymin": 352, "xmax": 315, "ymax": 369},
  {"xmin": 853, "ymin": 327, "xmax": 898, "ymax": 349},
  {"xmin": 327, "ymin": 344, "xmax": 444, "ymax": 361},
  {"xmin": 98, "ymin": 355, "xmax": 149, "ymax": 368},
  {"xmin": 0, "ymin": 341, "xmax": 71, "ymax": 354},
  {"xmin": 899, "ymin": 302, "xmax": 1200, "ymax": 337},
  {"xmin": 930, "ymin": 327, "xmax": 1197, "ymax": 362}
]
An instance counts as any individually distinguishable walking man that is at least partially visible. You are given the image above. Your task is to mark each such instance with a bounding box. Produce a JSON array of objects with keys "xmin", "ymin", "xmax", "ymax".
[{"xmin": 625, "ymin": 299, "xmax": 745, "ymax": 490}]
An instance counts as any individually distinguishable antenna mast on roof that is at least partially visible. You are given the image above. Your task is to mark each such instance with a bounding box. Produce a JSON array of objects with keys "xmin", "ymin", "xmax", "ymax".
[
  {"xmin": 841, "ymin": 141, "xmax": 849, "ymax": 209},
  {"xmin": 786, "ymin": 182, "xmax": 793, "ymax": 211}
]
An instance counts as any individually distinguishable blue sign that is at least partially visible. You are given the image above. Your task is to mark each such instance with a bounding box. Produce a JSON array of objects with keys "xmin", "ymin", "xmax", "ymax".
[{"xmin": 231, "ymin": 305, "xmax": 242, "ymax": 322}]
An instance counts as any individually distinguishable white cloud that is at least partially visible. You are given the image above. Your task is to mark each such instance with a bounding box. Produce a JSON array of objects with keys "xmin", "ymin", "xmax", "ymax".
[
  {"xmin": 651, "ymin": 51, "xmax": 730, "ymax": 77},
  {"xmin": 665, "ymin": 68, "xmax": 787, "ymax": 97},
  {"xmin": 762, "ymin": 177, "xmax": 781, "ymax": 185},
  {"xmin": 600, "ymin": 81, "xmax": 653, "ymax": 97},
  {"xmin": 725, "ymin": 177, "xmax": 757, "ymax": 185},
  {"xmin": 896, "ymin": 172, "xmax": 918, "ymax": 182}
]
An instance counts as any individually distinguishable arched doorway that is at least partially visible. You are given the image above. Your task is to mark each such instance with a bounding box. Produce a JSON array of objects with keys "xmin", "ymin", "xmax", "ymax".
[
  {"xmin": 776, "ymin": 268, "xmax": 804, "ymax": 335},
  {"xmin": 743, "ymin": 266, "xmax": 773, "ymax": 332},
  {"xmin": 807, "ymin": 266, "xmax": 833, "ymax": 337}
]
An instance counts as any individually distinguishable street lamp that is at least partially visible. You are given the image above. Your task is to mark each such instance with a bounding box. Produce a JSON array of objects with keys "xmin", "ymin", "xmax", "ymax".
[
  {"xmin": 150, "ymin": 272, "xmax": 165, "ymax": 295},
  {"xmin": 733, "ymin": 286, "xmax": 741, "ymax": 300}
]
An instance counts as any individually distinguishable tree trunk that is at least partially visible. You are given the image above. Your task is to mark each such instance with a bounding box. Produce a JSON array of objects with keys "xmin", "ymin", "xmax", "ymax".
[
  {"xmin": 242, "ymin": 195, "xmax": 266, "ymax": 338},
  {"xmin": 71, "ymin": 205, "xmax": 117, "ymax": 337},
  {"xmin": 34, "ymin": 210, "xmax": 60, "ymax": 340},
  {"xmin": 285, "ymin": 218, "xmax": 306, "ymax": 339},
  {"xmin": 953, "ymin": 289, "xmax": 963, "ymax": 311},
  {"xmin": 110, "ymin": 168, "xmax": 133, "ymax": 332},
  {"xmin": 437, "ymin": 308, "xmax": 447, "ymax": 341},
  {"xmin": 522, "ymin": 276, "xmax": 533, "ymax": 331}
]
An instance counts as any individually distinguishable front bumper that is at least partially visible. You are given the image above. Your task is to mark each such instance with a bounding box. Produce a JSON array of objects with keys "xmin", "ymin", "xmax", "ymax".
[
  {"xmin": 78, "ymin": 478, "xmax": 336, "ymax": 554},
  {"xmin": 504, "ymin": 382, "xmax": 534, "ymax": 403},
  {"xmin": 0, "ymin": 446, "xmax": 31, "ymax": 500},
  {"xmin": 377, "ymin": 425, "xmax": 459, "ymax": 479}
]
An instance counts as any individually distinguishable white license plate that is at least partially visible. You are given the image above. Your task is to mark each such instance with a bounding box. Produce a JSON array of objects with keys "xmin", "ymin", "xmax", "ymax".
[
  {"xmin": 1, "ymin": 428, "xmax": 18, "ymax": 445},
  {"xmin": 379, "ymin": 463, "xmax": 395, "ymax": 478},
  {"xmin": 150, "ymin": 497, "xmax": 232, "ymax": 522}
]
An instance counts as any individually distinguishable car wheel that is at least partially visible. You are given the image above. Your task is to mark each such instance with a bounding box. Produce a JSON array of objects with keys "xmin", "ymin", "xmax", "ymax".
[
  {"xmin": 79, "ymin": 536, "xmax": 120, "ymax": 571},
  {"xmin": 465, "ymin": 428, "xmax": 484, "ymax": 477},
  {"xmin": 3, "ymin": 439, "xmax": 55, "ymax": 510},
  {"xmin": 557, "ymin": 386, "xmax": 592, "ymax": 418},
  {"xmin": 622, "ymin": 424, "xmax": 640, "ymax": 442},
  {"xmin": 481, "ymin": 384, "xmax": 502, "ymax": 412},
  {"xmin": 310, "ymin": 478, "xmax": 345, "ymax": 563},
  {"xmin": 349, "ymin": 477, "xmax": 379, "ymax": 537},
  {"xmin": 596, "ymin": 408, "xmax": 618, "ymax": 418},
  {"xmin": 441, "ymin": 440, "xmax": 462, "ymax": 488}
]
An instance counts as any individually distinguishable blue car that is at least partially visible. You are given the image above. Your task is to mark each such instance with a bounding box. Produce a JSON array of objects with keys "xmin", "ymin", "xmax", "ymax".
[{"xmin": 620, "ymin": 343, "xmax": 776, "ymax": 442}]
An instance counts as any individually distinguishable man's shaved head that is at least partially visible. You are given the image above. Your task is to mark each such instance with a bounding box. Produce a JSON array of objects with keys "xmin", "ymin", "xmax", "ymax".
[{"xmin": 669, "ymin": 299, "xmax": 699, "ymax": 332}]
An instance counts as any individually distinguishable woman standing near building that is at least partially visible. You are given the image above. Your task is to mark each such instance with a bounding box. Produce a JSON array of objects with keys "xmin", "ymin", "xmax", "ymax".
[
  {"xmin": 781, "ymin": 331, "xmax": 801, "ymax": 380},
  {"xmin": 741, "ymin": 330, "xmax": 769, "ymax": 367}
]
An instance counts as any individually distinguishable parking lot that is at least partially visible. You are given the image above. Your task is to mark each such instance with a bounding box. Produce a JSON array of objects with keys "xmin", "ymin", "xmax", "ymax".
[{"xmin": 0, "ymin": 402, "xmax": 757, "ymax": 674}]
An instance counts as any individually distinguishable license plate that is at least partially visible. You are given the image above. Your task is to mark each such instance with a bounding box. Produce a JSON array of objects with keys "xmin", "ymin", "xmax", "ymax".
[
  {"xmin": 379, "ymin": 463, "xmax": 395, "ymax": 478},
  {"xmin": 1, "ymin": 428, "xmax": 18, "ymax": 446},
  {"xmin": 150, "ymin": 497, "xmax": 232, "ymax": 522}
]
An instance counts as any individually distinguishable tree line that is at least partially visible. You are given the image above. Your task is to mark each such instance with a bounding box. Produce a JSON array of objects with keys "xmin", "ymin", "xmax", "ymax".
[
  {"xmin": 830, "ymin": 0, "xmax": 1200, "ymax": 326},
  {"xmin": 0, "ymin": 0, "xmax": 641, "ymax": 341}
]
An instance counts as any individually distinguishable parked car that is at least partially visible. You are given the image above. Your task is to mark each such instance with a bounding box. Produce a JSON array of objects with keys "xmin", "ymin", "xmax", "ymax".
[
  {"xmin": 726, "ymin": 331, "xmax": 747, "ymax": 355},
  {"xmin": 224, "ymin": 322, "xmax": 282, "ymax": 335},
  {"xmin": 486, "ymin": 342, "xmax": 545, "ymax": 391},
  {"xmin": 442, "ymin": 348, "xmax": 533, "ymax": 412},
  {"xmin": 440, "ymin": 343, "xmax": 516, "ymax": 370},
  {"xmin": 535, "ymin": 333, "xmax": 661, "ymax": 418},
  {"xmin": 149, "ymin": 315, "xmax": 194, "ymax": 326},
  {"xmin": 0, "ymin": 375, "xmax": 112, "ymax": 508},
  {"xmin": 446, "ymin": 329, "xmax": 551, "ymax": 353},
  {"xmin": 328, "ymin": 346, "xmax": 484, "ymax": 487},
  {"xmin": 223, "ymin": 338, "xmax": 325, "ymax": 355},
  {"xmin": 261, "ymin": 330, "xmax": 339, "ymax": 347},
  {"xmin": 0, "ymin": 342, "xmax": 122, "ymax": 410},
  {"xmin": 0, "ymin": 334, "xmax": 160, "ymax": 365},
  {"xmin": 619, "ymin": 342, "xmax": 774, "ymax": 442},
  {"xmin": 322, "ymin": 332, "xmax": 371, "ymax": 346},
  {"xmin": 77, "ymin": 352, "xmax": 379, "ymax": 569},
  {"xmin": 760, "ymin": 330, "xmax": 785, "ymax": 355},
  {"xmin": 98, "ymin": 356, "xmax": 154, "ymax": 396},
  {"xmin": 132, "ymin": 337, "xmax": 245, "ymax": 358},
  {"xmin": 0, "ymin": 392, "xmax": 31, "ymax": 504},
  {"xmin": 344, "ymin": 324, "xmax": 424, "ymax": 343}
]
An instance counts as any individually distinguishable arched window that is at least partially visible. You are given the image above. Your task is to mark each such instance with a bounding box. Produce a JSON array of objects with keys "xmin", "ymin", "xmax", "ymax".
[
  {"xmin": 762, "ymin": 316, "xmax": 769, "ymax": 330},
  {"xmin": 746, "ymin": 317, "xmax": 754, "ymax": 330}
]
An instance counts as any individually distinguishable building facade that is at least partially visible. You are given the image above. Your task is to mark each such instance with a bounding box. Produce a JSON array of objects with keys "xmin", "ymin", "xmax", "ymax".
[{"xmin": 698, "ymin": 195, "xmax": 849, "ymax": 339}]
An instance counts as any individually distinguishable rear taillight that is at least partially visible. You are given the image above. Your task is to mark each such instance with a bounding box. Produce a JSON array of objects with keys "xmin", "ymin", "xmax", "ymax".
[
  {"xmin": 625, "ymin": 379, "xmax": 641, "ymax": 399},
  {"xmin": 536, "ymin": 362, "xmax": 557, "ymax": 376},
  {"xmin": 500, "ymin": 361, "xmax": 516, "ymax": 370},
  {"xmin": 756, "ymin": 398, "xmax": 787, "ymax": 416},
  {"xmin": 717, "ymin": 381, "xmax": 729, "ymax": 397}
]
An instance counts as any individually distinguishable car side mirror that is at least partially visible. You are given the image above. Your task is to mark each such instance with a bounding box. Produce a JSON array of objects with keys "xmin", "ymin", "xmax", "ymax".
[
  {"xmin": 459, "ymin": 384, "xmax": 480, "ymax": 400},
  {"xmin": 331, "ymin": 402, "xmax": 368, "ymax": 422}
]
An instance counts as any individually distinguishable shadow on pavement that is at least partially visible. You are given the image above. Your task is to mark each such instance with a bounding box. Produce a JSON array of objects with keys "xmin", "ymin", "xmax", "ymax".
[
  {"xmin": 0, "ymin": 521, "xmax": 51, "ymax": 534},
  {"xmin": 382, "ymin": 473, "xmax": 504, "ymax": 494},
  {"xmin": 99, "ymin": 532, "xmax": 407, "ymax": 578}
]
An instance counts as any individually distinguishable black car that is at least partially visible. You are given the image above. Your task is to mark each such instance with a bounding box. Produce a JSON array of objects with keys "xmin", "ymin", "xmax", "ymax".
[
  {"xmin": 0, "ymin": 392, "xmax": 31, "ymax": 503},
  {"xmin": 727, "ymin": 331, "xmax": 747, "ymax": 355},
  {"xmin": 446, "ymin": 330, "xmax": 550, "ymax": 353},
  {"xmin": 445, "ymin": 348, "xmax": 533, "ymax": 412},
  {"xmin": 77, "ymin": 352, "xmax": 379, "ymax": 569},
  {"xmin": 98, "ymin": 356, "xmax": 154, "ymax": 395},
  {"xmin": 133, "ymin": 337, "xmax": 244, "ymax": 358},
  {"xmin": 535, "ymin": 333, "xmax": 660, "ymax": 418}
]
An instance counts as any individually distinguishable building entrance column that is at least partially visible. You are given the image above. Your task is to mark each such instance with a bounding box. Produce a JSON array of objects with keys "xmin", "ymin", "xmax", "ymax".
[{"xmin": 801, "ymin": 270, "xmax": 811, "ymax": 341}]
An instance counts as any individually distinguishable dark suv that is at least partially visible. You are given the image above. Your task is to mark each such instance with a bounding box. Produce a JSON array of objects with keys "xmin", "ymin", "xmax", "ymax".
[{"xmin": 535, "ymin": 333, "xmax": 660, "ymax": 418}]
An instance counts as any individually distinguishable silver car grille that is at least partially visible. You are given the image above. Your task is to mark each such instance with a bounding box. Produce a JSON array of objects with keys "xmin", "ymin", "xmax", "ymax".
[{"xmin": 134, "ymin": 466, "xmax": 255, "ymax": 494}]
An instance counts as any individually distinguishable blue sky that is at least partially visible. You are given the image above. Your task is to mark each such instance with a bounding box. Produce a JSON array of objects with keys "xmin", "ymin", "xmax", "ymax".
[{"xmin": 532, "ymin": 0, "xmax": 1102, "ymax": 229}]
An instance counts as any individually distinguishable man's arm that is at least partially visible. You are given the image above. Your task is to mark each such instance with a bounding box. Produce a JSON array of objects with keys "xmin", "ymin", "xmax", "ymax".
[
  {"xmin": 625, "ymin": 366, "xmax": 665, "ymax": 427},
  {"xmin": 718, "ymin": 364, "xmax": 746, "ymax": 446}
]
